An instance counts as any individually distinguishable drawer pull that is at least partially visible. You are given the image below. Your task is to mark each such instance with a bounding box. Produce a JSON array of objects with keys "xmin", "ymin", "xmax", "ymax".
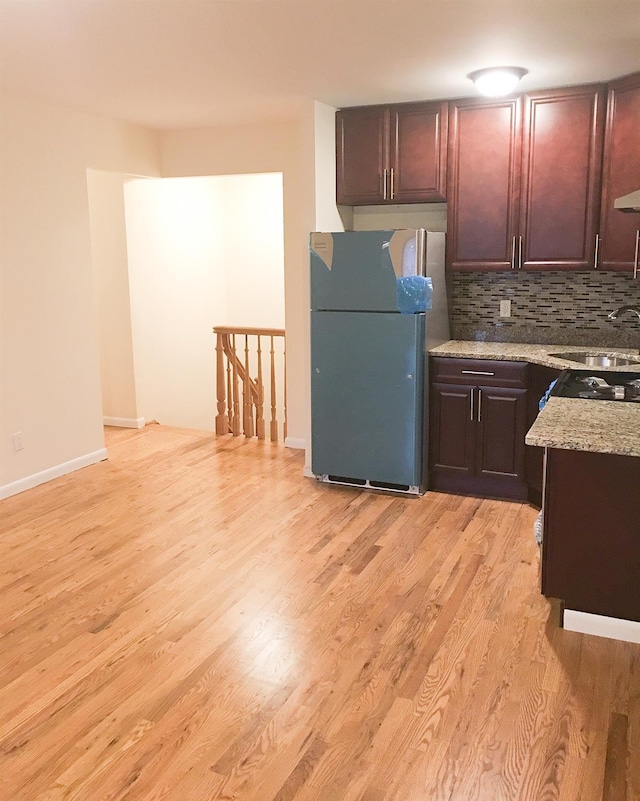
[{"xmin": 461, "ymin": 370, "xmax": 495, "ymax": 376}]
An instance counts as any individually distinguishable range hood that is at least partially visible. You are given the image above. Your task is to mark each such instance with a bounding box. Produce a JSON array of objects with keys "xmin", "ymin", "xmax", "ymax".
[{"xmin": 614, "ymin": 189, "xmax": 640, "ymax": 212}]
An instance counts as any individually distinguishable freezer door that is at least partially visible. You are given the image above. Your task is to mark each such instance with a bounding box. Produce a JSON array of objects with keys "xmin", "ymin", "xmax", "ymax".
[
  {"xmin": 310, "ymin": 229, "xmax": 424, "ymax": 312},
  {"xmin": 311, "ymin": 311, "xmax": 425, "ymax": 487}
]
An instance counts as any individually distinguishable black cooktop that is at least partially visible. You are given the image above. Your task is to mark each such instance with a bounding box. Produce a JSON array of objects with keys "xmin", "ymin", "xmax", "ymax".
[{"xmin": 550, "ymin": 369, "xmax": 640, "ymax": 402}]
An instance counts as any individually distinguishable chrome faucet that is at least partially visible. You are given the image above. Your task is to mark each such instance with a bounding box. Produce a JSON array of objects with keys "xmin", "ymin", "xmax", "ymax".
[{"xmin": 607, "ymin": 304, "xmax": 640, "ymax": 321}]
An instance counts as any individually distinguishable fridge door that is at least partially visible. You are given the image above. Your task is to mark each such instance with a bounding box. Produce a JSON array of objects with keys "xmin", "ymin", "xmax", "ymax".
[
  {"xmin": 310, "ymin": 229, "xmax": 424, "ymax": 312},
  {"xmin": 311, "ymin": 311, "xmax": 425, "ymax": 489}
]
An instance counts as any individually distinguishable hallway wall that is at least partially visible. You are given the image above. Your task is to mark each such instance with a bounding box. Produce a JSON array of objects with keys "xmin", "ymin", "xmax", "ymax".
[{"xmin": 124, "ymin": 173, "xmax": 284, "ymax": 432}]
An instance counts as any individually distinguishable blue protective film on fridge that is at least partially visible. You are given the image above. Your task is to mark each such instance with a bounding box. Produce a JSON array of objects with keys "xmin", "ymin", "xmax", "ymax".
[{"xmin": 396, "ymin": 276, "xmax": 433, "ymax": 313}]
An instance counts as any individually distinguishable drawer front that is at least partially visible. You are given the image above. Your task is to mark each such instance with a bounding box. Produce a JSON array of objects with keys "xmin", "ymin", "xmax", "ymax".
[{"xmin": 430, "ymin": 357, "xmax": 528, "ymax": 388}]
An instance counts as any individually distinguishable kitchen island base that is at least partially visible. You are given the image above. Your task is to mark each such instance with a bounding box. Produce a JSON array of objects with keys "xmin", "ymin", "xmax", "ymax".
[{"xmin": 542, "ymin": 447, "xmax": 640, "ymax": 625}]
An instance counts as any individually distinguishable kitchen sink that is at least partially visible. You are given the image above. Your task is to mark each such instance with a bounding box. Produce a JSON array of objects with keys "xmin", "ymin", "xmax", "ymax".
[{"xmin": 549, "ymin": 351, "xmax": 640, "ymax": 367}]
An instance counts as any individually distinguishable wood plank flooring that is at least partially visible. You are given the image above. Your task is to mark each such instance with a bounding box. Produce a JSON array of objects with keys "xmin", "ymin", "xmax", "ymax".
[{"xmin": 0, "ymin": 424, "xmax": 638, "ymax": 801}]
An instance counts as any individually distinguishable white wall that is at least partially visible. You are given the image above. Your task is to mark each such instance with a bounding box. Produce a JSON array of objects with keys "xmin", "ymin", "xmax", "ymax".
[
  {"xmin": 352, "ymin": 203, "xmax": 447, "ymax": 232},
  {"xmin": 0, "ymin": 94, "xmax": 160, "ymax": 496},
  {"xmin": 160, "ymin": 116, "xmax": 317, "ymax": 449},
  {"xmin": 124, "ymin": 173, "xmax": 284, "ymax": 432},
  {"xmin": 0, "ymin": 95, "xmax": 337, "ymax": 497},
  {"xmin": 87, "ymin": 170, "xmax": 141, "ymax": 426},
  {"xmin": 158, "ymin": 103, "xmax": 344, "ymax": 455},
  {"xmin": 125, "ymin": 176, "xmax": 226, "ymax": 432},
  {"xmin": 218, "ymin": 173, "xmax": 285, "ymax": 328}
]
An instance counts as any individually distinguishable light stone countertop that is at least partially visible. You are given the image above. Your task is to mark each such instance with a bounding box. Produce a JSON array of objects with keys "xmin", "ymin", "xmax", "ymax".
[
  {"xmin": 429, "ymin": 340, "xmax": 640, "ymax": 372},
  {"xmin": 525, "ymin": 397, "xmax": 640, "ymax": 457},
  {"xmin": 429, "ymin": 340, "xmax": 640, "ymax": 457}
]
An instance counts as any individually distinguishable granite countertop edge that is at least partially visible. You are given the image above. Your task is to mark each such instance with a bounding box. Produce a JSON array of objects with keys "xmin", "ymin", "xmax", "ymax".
[
  {"xmin": 429, "ymin": 340, "xmax": 640, "ymax": 458},
  {"xmin": 429, "ymin": 340, "xmax": 640, "ymax": 371}
]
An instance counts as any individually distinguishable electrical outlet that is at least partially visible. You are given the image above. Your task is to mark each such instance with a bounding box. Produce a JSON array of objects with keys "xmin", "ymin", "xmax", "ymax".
[
  {"xmin": 500, "ymin": 299, "xmax": 512, "ymax": 318},
  {"xmin": 13, "ymin": 431, "xmax": 24, "ymax": 451}
]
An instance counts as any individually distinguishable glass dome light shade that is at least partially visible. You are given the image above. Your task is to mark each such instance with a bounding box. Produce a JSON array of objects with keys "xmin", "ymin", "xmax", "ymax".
[{"xmin": 468, "ymin": 67, "xmax": 528, "ymax": 97}]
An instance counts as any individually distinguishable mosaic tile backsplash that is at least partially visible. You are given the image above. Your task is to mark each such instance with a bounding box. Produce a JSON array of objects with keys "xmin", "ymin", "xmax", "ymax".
[{"xmin": 449, "ymin": 271, "xmax": 640, "ymax": 349}]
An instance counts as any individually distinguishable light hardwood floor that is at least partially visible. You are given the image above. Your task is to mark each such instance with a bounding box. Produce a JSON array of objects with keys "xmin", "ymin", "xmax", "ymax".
[{"xmin": 0, "ymin": 425, "xmax": 638, "ymax": 801}]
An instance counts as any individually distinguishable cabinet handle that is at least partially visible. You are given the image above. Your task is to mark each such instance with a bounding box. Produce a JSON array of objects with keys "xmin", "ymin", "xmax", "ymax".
[
  {"xmin": 382, "ymin": 169, "xmax": 388, "ymax": 200},
  {"xmin": 477, "ymin": 389, "xmax": 483, "ymax": 422},
  {"xmin": 634, "ymin": 230, "xmax": 639, "ymax": 280},
  {"xmin": 390, "ymin": 168, "xmax": 395, "ymax": 200},
  {"xmin": 470, "ymin": 387, "xmax": 475, "ymax": 421},
  {"xmin": 461, "ymin": 370, "xmax": 495, "ymax": 376},
  {"xmin": 518, "ymin": 235, "xmax": 523, "ymax": 269},
  {"xmin": 594, "ymin": 233, "xmax": 600, "ymax": 269},
  {"xmin": 511, "ymin": 236, "xmax": 516, "ymax": 270}
]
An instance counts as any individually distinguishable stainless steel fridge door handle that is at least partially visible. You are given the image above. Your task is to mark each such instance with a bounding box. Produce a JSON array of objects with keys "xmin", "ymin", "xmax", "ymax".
[
  {"xmin": 470, "ymin": 387, "xmax": 475, "ymax": 421},
  {"xmin": 594, "ymin": 233, "xmax": 600, "ymax": 269},
  {"xmin": 634, "ymin": 230, "xmax": 639, "ymax": 279},
  {"xmin": 416, "ymin": 228, "xmax": 427, "ymax": 276},
  {"xmin": 477, "ymin": 388, "xmax": 482, "ymax": 422}
]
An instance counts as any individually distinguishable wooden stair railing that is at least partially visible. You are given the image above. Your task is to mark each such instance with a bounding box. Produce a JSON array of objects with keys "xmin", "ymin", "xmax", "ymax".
[{"xmin": 214, "ymin": 327, "xmax": 286, "ymax": 442}]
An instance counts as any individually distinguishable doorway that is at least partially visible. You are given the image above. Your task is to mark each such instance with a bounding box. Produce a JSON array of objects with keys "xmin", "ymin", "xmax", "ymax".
[{"xmin": 88, "ymin": 171, "xmax": 285, "ymax": 433}]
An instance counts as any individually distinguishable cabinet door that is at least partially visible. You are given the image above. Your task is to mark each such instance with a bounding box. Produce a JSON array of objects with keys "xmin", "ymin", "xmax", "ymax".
[
  {"xmin": 599, "ymin": 72, "xmax": 640, "ymax": 271},
  {"xmin": 336, "ymin": 106, "xmax": 388, "ymax": 205},
  {"xmin": 390, "ymin": 101, "xmax": 448, "ymax": 203},
  {"xmin": 475, "ymin": 387, "xmax": 527, "ymax": 485},
  {"xmin": 429, "ymin": 382, "xmax": 476, "ymax": 477},
  {"xmin": 520, "ymin": 85, "xmax": 605, "ymax": 270},
  {"xmin": 447, "ymin": 97, "xmax": 522, "ymax": 271}
]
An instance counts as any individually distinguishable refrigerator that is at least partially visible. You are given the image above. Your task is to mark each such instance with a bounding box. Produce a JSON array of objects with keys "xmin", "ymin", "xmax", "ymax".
[{"xmin": 310, "ymin": 229, "xmax": 449, "ymax": 494}]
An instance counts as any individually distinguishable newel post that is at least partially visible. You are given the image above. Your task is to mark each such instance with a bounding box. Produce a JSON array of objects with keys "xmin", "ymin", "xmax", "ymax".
[{"xmin": 214, "ymin": 330, "xmax": 229, "ymax": 435}]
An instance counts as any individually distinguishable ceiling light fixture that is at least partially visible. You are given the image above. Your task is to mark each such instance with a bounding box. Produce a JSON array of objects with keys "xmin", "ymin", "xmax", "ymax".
[{"xmin": 468, "ymin": 66, "xmax": 528, "ymax": 97}]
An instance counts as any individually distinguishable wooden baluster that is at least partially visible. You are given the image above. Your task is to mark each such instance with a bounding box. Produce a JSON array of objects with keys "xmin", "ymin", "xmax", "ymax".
[
  {"xmin": 215, "ymin": 332, "xmax": 229, "ymax": 435},
  {"xmin": 283, "ymin": 337, "xmax": 287, "ymax": 442},
  {"xmin": 225, "ymin": 335, "xmax": 233, "ymax": 434},
  {"xmin": 213, "ymin": 327, "xmax": 285, "ymax": 440},
  {"xmin": 270, "ymin": 335, "xmax": 278, "ymax": 441},
  {"xmin": 255, "ymin": 335, "xmax": 265, "ymax": 440},
  {"xmin": 243, "ymin": 334, "xmax": 254, "ymax": 438},
  {"xmin": 231, "ymin": 334, "xmax": 241, "ymax": 436}
]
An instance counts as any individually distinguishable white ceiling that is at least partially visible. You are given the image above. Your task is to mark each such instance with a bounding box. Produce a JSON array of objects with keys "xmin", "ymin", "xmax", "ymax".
[{"xmin": 1, "ymin": 0, "xmax": 639, "ymax": 130}]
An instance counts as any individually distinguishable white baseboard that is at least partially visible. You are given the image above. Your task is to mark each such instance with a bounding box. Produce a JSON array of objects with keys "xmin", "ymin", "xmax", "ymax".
[
  {"xmin": 302, "ymin": 465, "xmax": 315, "ymax": 479},
  {"xmin": 563, "ymin": 609, "xmax": 640, "ymax": 644},
  {"xmin": 103, "ymin": 416, "xmax": 145, "ymax": 429},
  {"xmin": 0, "ymin": 448, "xmax": 108, "ymax": 501},
  {"xmin": 284, "ymin": 437, "xmax": 305, "ymax": 450}
]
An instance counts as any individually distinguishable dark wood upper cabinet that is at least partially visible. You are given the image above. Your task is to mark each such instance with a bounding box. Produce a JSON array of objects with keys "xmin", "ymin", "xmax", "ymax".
[
  {"xmin": 599, "ymin": 72, "xmax": 640, "ymax": 272},
  {"xmin": 447, "ymin": 84, "xmax": 605, "ymax": 271},
  {"xmin": 335, "ymin": 106, "xmax": 387, "ymax": 205},
  {"xmin": 446, "ymin": 97, "xmax": 522, "ymax": 271},
  {"xmin": 336, "ymin": 73, "xmax": 639, "ymax": 274},
  {"xmin": 336, "ymin": 101, "xmax": 448, "ymax": 205},
  {"xmin": 520, "ymin": 85, "xmax": 606, "ymax": 270},
  {"xmin": 389, "ymin": 103, "xmax": 448, "ymax": 203}
]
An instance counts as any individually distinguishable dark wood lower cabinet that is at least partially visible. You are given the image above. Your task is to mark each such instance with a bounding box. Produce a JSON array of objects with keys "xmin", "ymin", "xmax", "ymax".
[
  {"xmin": 429, "ymin": 358, "xmax": 529, "ymax": 500},
  {"xmin": 541, "ymin": 448, "xmax": 640, "ymax": 622},
  {"xmin": 429, "ymin": 357, "xmax": 561, "ymax": 504}
]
